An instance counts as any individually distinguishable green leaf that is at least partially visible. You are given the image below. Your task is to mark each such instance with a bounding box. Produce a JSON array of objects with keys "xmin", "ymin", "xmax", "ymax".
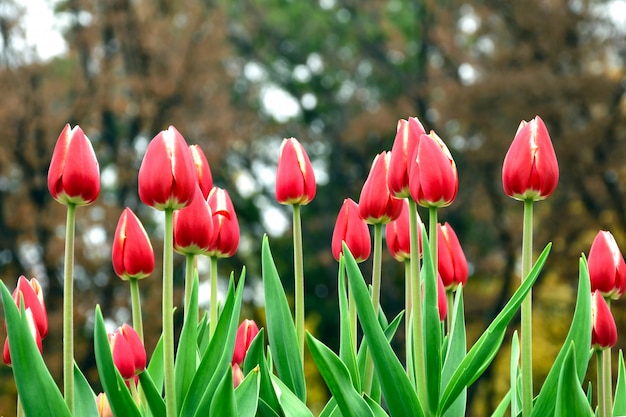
[
  {"xmin": 235, "ymin": 366, "xmax": 261, "ymax": 417},
  {"xmin": 209, "ymin": 364, "xmax": 238, "ymax": 417},
  {"xmin": 147, "ymin": 334, "xmax": 164, "ymax": 395},
  {"xmin": 270, "ymin": 374, "xmax": 314, "ymax": 417},
  {"xmin": 243, "ymin": 327, "xmax": 265, "ymax": 374},
  {"xmin": 74, "ymin": 363, "xmax": 99, "ymax": 417},
  {"xmin": 175, "ymin": 272, "xmax": 199, "ymax": 412},
  {"xmin": 258, "ymin": 398, "xmax": 283, "ymax": 417},
  {"xmin": 363, "ymin": 394, "xmax": 390, "ymax": 417},
  {"xmin": 262, "ymin": 236, "xmax": 306, "ymax": 401},
  {"xmin": 138, "ymin": 367, "xmax": 166, "ymax": 417},
  {"xmin": 338, "ymin": 259, "xmax": 360, "ymax": 391},
  {"xmin": 0, "ymin": 282, "xmax": 71, "ymax": 417},
  {"xmin": 613, "ymin": 350, "xmax": 626, "ymax": 416},
  {"xmin": 509, "ymin": 330, "xmax": 521, "ymax": 417},
  {"xmin": 531, "ymin": 256, "xmax": 592, "ymax": 416},
  {"xmin": 319, "ymin": 398, "xmax": 338, "ymax": 417},
  {"xmin": 555, "ymin": 343, "xmax": 594, "ymax": 417},
  {"xmin": 492, "ymin": 390, "xmax": 511, "ymax": 417},
  {"xmin": 441, "ymin": 288, "xmax": 467, "ymax": 417},
  {"xmin": 197, "ymin": 311, "xmax": 210, "ymax": 356},
  {"xmin": 343, "ymin": 243, "xmax": 424, "ymax": 417},
  {"xmin": 306, "ymin": 332, "xmax": 375, "ymax": 417},
  {"xmin": 246, "ymin": 331, "xmax": 282, "ymax": 415},
  {"xmin": 438, "ymin": 243, "xmax": 552, "ymax": 415},
  {"xmin": 93, "ymin": 305, "xmax": 142, "ymax": 417}
]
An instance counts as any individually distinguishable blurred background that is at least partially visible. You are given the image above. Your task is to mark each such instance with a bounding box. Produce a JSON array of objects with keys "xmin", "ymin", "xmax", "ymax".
[{"xmin": 0, "ymin": 0, "xmax": 625, "ymax": 415}]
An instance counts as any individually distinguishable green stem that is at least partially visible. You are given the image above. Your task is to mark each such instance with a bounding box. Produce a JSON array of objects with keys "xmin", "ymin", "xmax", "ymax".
[
  {"xmin": 130, "ymin": 377, "xmax": 140, "ymax": 406},
  {"xmin": 603, "ymin": 347, "xmax": 613, "ymax": 415},
  {"xmin": 428, "ymin": 206, "xmax": 438, "ymax": 278},
  {"xmin": 209, "ymin": 255, "xmax": 218, "ymax": 339},
  {"xmin": 408, "ymin": 199, "xmax": 426, "ymax": 405},
  {"xmin": 348, "ymin": 265, "xmax": 358, "ymax": 357},
  {"xmin": 446, "ymin": 290, "xmax": 454, "ymax": 334},
  {"xmin": 129, "ymin": 279, "xmax": 144, "ymax": 343},
  {"xmin": 17, "ymin": 395, "xmax": 24, "ymax": 417},
  {"xmin": 597, "ymin": 350, "xmax": 607, "ymax": 417},
  {"xmin": 184, "ymin": 253, "xmax": 195, "ymax": 320},
  {"xmin": 293, "ymin": 204, "xmax": 305, "ymax": 362},
  {"xmin": 163, "ymin": 209, "xmax": 176, "ymax": 417},
  {"xmin": 63, "ymin": 203, "xmax": 76, "ymax": 414},
  {"xmin": 363, "ymin": 223, "xmax": 384, "ymax": 394},
  {"xmin": 405, "ymin": 259, "xmax": 412, "ymax": 374},
  {"xmin": 521, "ymin": 198, "xmax": 534, "ymax": 416}
]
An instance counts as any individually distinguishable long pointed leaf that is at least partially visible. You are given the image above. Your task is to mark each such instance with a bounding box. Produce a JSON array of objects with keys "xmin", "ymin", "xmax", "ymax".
[
  {"xmin": 175, "ymin": 272, "xmax": 199, "ymax": 411},
  {"xmin": 74, "ymin": 363, "xmax": 99, "ymax": 417},
  {"xmin": 209, "ymin": 365, "xmax": 238, "ymax": 417},
  {"xmin": 613, "ymin": 350, "xmax": 626, "ymax": 416},
  {"xmin": 235, "ymin": 367, "xmax": 261, "ymax": 417},
  {"xmin": 441, "ymin": 288, "xmax": 466, "ymax": 417},
  {"xmin": 338, "ymin": 259, "xmax": 360, "ymax": 391},
  {"xmin": 555, "ymin": 343, "xmax": 593, "ymax": 417},
  {"xmin": 139, "ymin": 365, "xmax": 166, "ymax": 417}
]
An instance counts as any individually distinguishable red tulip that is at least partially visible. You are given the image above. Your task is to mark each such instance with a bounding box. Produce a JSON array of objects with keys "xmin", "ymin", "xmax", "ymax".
[
  {"xmin": 331, "ymin": 198, "xmax": 371, "ymax": 262},
  {"xmin": 232, "ymin": 363, "xmax": 245, "ymax": 388},
  {"xmin": 502, "ymin": 115, "xmax": 559, "ymax": 201},
  {"xmin": 275, "ymin": 138, "xmax": 316, "ymax": 205},
  {"xmin": 138, "ymin": 126, "xmax": 197, "ymax": 210},
  {"xmin": 112, "ymin": 208, "xmax": 155, "ymax": 281},
  {"xmin": 588, "ymin": 230, "xmax": 626, "ymax": 299},
  {"xmin": 10, "ymin": 276, "xmax": 47, "ymax": 338},
  {"xmin": 109, "ymin": 324, "xmax": 146, "ymax": 380},
  {"xmin": 409, "ymin": 131, "xmax": 458, "ymax": 208},
  {"xmin": 173, "ymin": 185, "xmax": 214, "ymax": 255},
  {"xmin": 359, "ymin": 151, "xmax": 403, "ymax": 224},
  {"xmin": 47, "ymin": 124, "xmax": 100, "ymax": 206},
  {"xmin": 207, "ymin": 187, "xmax": 240, "ymax": 258},
  {"xmin": 385, "ymin": 199, "xmax": 422, "ymax": 262},
  {"xmin": 591, "ymin": 290, "xmax": 617, "ymax": 350},
  {"xmin": 96, "ymin": 393, "xmax": 114, "ymax": 417},
  {"xmin": 232, "ymin": 319, "xmax": 259, "ymax": 365},
  {"xmin": 437, "ymin": 274, "xmax": 448, "ymax": 322},
  {"xmin": 437, "ymin": 222, "xmax": 469, "ymax": 291},
  {"xmin": 3, "ymin": 307, "xmax": 43, "ymax": 366},
  {"xmin": 388, "ymin": 117, "xmax": 426, "ymax": 198},
  {"xmin": 189, "ymin": 144, "xmax": 213, "ymax": 199}
]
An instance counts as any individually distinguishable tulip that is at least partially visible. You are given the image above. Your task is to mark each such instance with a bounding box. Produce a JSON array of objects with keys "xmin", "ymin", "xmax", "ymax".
[
  {"xmin": 138, "ymin": 126, "xmax": 197, "ymax": 210},
  {"xmin": 232, "ymin": 319, "xmax": 260, "ymax": 365},
  {"xmin": 10, "ymin": 276, "xmax": 48, "ymax": 338},
  {"xmin": 386, "ymin": 199, "xmax": 422, "ymax": 262},
  {"xmin": 275, "ymin": 137, "xmax": 316, "ymax": 205},
  {"xmin": 409, "ymin": 131, "xmax": 458, "ymax": 208},
  {"xmin": 388, "ymin": 117, "xmax": 426, "ymax": 198},
  {"xmin": 588, "ymin": 230, "xmax": 626, "ymax": 299},
  {"xmin": 112, "ymin": 208, "xmax": 155, "ymax": 281},
  {"xmin": 47, "ymin": 124, "xmax": 100, "ymax": 206},
  {"xmin": 207, "ymin": 187, "xmax": 240, "ymax": 258},
  {"xmin": 437, "ymin": 222, "xmax": 469, "ymax": 291},
  {"xmin": 359, "ymin": 151, "xmax": 403, "ymax": 224},
  {"xmin": 591, "ymin": 291, "xmax": 617, "ymax": 350},
  {"xmin": 3, "ymin": 308, "xmax": 42, "ymax": 366},
  {"xmin": 437, "ymin": 274, "xmax": 448, "ymax": 322},
  {"xmin": 189, "ymin": 144, "xmax": 213, "ymax": 199},
  {"xmin": 502, "ymin": 115, "xmax": 559, "ymax": 201},
  {"xmin": 331, "ymin": 198, "xmax": 371, "ymax": 262},
  {"xmin": 232, "ymin": 363, "xmax": 245, "ymax": 388},
  {"xmin": 173, "ymin": 185, "xmax": 214, "ymax": 255},
  {"xmin": 109, "ymin": 324, "xmax": 146, "ymax": 380},
  {"xmin": 96, "ymin": 393, "xmax": 114, "ymax": 417}
]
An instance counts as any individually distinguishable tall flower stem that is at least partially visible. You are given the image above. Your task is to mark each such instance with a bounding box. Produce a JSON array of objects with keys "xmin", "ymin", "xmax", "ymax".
[
  {"xmin": 209, "ymin": 255, "xmax": 218, "ymax": 338},
  {"xmin": 363, "ymin": 223, "xmax": 384, "ymax": 394},
  {"xmin": 408, "ymin": 199, "xmax": 426, "ymax": 403},
  {"xmin": 129, "ymin": 279, "xmax": 144, "ymax": 342},
  {"xmin": 404, "ymin": 259, "xmax": 412, "ymax": 372},
  {"xmin": 163, "ymin": 208, "xmax": 176, "ymax": 417},
  {"xmin": 184, "ymin": 253, "xmax": 196, "ymax": 320},
  {"xmin": 521, "ymin": 198, "xmax": 534, "ymax": 416},
  {"xmin": 63, "ymin": 203, "xmax": 76, "ymax": 414},
  {"xmin": 596, "ymin": 350, "xmax": 607, "ymax": 417},
  {"xmin": 446, "ymin": 291, "xmax": 454, "ymax": 333},
  {"xmin": 602, "ymin": 348, "xmax": 613, "ymax": 415},
  {"xmin": 293, "ymin": 204, "xmax": 305, "ymax": 362},
  {"xmin": 428, "ymin": 206, "xmax": 438, "ymax": 274}
]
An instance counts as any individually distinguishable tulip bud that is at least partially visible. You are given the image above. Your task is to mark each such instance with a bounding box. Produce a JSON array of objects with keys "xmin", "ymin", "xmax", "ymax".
[
  {"xmin": 207, "ymin": 187, "xmax": 240, "ymax": 258},
  {"xmin": 138, "ymin": 126, "xmax": 197, "ymax": 210},
  {"xmin": 502, "ymin": 115, "xmax": 559, "ymax": 201},
  {"xmin": 588, "ymin": 230, "xmax": 626, "ymax": 299},
  {"xmin": 189, "ymin": 144, "xmax": 213, "ymax": 199},
  {"xmin": 437, "ymin": 274, "xmax": 448, "ymax": 322},
  {"xmin": 275, "ymin": 137, "xmax": 316, "ymax": 205},
  {"xmin": 9, "ymin": 276, "xmax": 48, "ymax": 339},
  {"xmin": 409, "ymin": 131, "xmax": 458, "ymax": 208},
  {"xmin": 232, "ymin": 319, "xmax": 259, "ymax": 365},
  {"xmin": 388, "ymin": 117, "xmax": 426, "ymax": 198},
  {"xmin": 96, "ymin": 393, "xmax": 114, "ymax": 417},
  {"xmin": 173, "ymin": 185, "xmax": 214, "ymax": 255},
  {"xmin": 3, "ymin": 308, "xmax": 42, "ymax": 366},
  {"xmin": 331, "ymin": 198, "xmax": 371, "ymax": 262},
  {"xmin": 112, "ymin": 208, "xmax": 155, "ymax": 281},
  {"xmin": 385, "ymin": 199, "xmax": 422, "ymax": 262},
  {"xmin": 358, "ymin": 151, "xmax": 403, "ymax": 224},
  {"xmin": 437, "ymin": 222, "xmax": 469, "ymax": 291},
  {"xmin": 109, "ymin": 324, "xmax": 146, "ymax": 380},
  {"xmin": 591, "ymin": 290, "xmax": 617, "ymax": 350},
  {"xmin": 47, "ymin": 124, "xmax": 100, "ymax": 206},
  {"xmin": 232, "ymin": 363, "xmax": 245, "ymax": 388}
]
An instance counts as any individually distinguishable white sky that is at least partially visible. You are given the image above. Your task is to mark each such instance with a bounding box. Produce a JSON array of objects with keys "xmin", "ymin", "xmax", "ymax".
[{"xmin": 22, "ymin": 0, "xmax": 67, "ymax": 60}]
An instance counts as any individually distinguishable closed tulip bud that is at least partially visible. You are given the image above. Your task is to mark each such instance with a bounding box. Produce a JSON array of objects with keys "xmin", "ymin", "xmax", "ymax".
[
  {"xmin": 438, "ymin": 222, "xmax": 469, "ymax": 291},
  {"xmin": 359, "ymin": 151, "xmax": 403, "ymax": 224},
  {"xmin": 109, "ymin": 324, "xmax": 146, "ymax": 380},
  {"xmin": 112, "ymin": 208, "xmax": 155, "ymax": 281},
  {"xmin": 502, "ymin": 116, "xmax": 559, "ymax": 201},
  {"xmin": 385, "ymin": 199, "xmax": 422, "ymax": 262},
  {"xmin": 47, "ymin": 124, "xmax": 100, "ymax": 206},
  {"xmin": 388, "ymin": 117, "xmax": 426, "ymax": 198},
  {"xmin": 207, "ymin": 187, "xmax": 240, "ymax": 258},
  {"xmin": 232, "ymin": 319, "xmax": 259, "ymax": 365},
  {"xmin": 591, "ymin": 290, "xmax": 617, "ymax": 350},
  {"xmin": 275, "ymin": 138, "xmax": 316, "ymax": 205},
  {"xmin": 232, "ymin": 363, "xmax": 245, "ymax": 388},
  {"xmin": 409, "ymin": 131, "xmax": 458, "ymax": 208},
  {"xmin": 588, "ymin": 230, "xmax": 626, "ymax": 299},
  {"xmin": 331, "ymin": 198, "xmax": 371, "ymax": 262},
  {"xmin": 96, "ymin": 393, "xmax": 114, "ymax": 417},
  {"xmin": 174, "ymin": 185, "xmax": 214, "ymax": 255},
  {"xmin": 437, "ymin": 274, "xmax": 448, "ymax": 322},
  {"xmin": 3, "ymin": 308, "xmax": 42, "ymax": 366},
  {"xmin": 138, "ymin": 126, "xmax": 197, "ymax": 210},
  {"xmin": 10, "ymin": 276, "xmax": 48, "ymax": 339},
  {"xmin": 189, "ymin": 144, "xmax": 213, "ymax": 199}
]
